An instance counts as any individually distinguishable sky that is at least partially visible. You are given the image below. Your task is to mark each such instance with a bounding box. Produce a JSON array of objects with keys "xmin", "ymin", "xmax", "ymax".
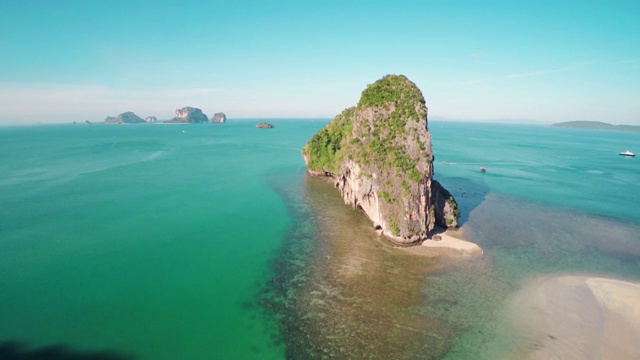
[{"xmin": 1, "ymin": 0, "xmax": 639, "ymax": 125}]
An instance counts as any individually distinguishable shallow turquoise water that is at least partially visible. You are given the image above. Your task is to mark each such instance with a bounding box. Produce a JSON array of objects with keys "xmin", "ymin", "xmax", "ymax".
[
  {"xmin": 429, "ymin": 122, "xmax": 640, "ymax": 358},
  {"xmin": 1, "ymin": 120, "xmax": 639, "ymax": 359}
]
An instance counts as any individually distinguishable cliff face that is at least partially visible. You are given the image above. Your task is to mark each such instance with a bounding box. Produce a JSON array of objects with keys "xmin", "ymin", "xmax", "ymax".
[
  {"xmin": 302, "ymin": 75, "xmax": 458, "ymax": 243},
  {"xmin": 166, "ymin": 107, "xmax": 208, "ymax": 123},
  {"xmin": 104, "ymin": 112, "xmax": 145, "ymax": 124},
  {"xmin": 211, "ymin": 112, "xmax": 226, "ymax": 123}
]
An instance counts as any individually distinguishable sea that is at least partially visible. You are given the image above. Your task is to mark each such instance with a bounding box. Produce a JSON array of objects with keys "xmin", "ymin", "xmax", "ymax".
[{"xmin": 0, "ymin": 120, "xmax": 639, "ymax": 359}]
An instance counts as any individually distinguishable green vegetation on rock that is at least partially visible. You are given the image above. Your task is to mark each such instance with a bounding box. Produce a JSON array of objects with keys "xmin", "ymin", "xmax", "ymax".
[
  {"xmin": 303, "ymin": 107, "xmax": 353, "ymax": 174},
  {"xmin": 358, "ymin": 74, "xmax": 426, "ymax": 112},
  {"xmin": 104, "ymin": 111, "xmax": 145, "ymax": 124}
]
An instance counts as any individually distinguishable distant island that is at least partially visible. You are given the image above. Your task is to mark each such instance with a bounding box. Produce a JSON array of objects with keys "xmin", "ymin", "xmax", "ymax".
[
  {"xmin": 552, "ymin": 121, "xmax": 640, "ymax": 132},
  {"xmin": 165, "ymin": 107, "xmax": 209, "ymax": 124},
  {"xmin": 102, "ymin": 108, "xmax": 226, "ymax": 124},
  {"xmin": 256, "ymin": 122, "xmax": 274, "ymax": 128},
  {"xmin": 105, "ymin": 112, "xmax": 146, "ymax": 124},
  {"xmin": 211, "ymin": 112, "xmax": 226, "ymax": 123}
]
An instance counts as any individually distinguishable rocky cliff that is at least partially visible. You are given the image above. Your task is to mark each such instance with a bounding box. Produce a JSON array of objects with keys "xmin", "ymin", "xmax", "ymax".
[
  {"xmin": 104, "ymin": 112, "xmax": 145, "ymax": 124},
  {"xmin": 166, "ymin": 107, "xmax": 208, "ymax": 123},
  {"xmin": 302, "ymin": 75, "xmax": 459, "ymax": 244},
  {"xmin": 211, "ymin": 112, "xmax": 227, "ymax": 123}
]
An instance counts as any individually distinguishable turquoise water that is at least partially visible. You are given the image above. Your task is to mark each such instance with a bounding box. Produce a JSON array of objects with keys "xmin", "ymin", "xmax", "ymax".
[
  {"xmin": 1, "ymin": 120, "xmax": 639, "ymax": 359},
  {"xmin": 0, "ymin": 121, "xmax": 326, "ymax": 359},
  {"xmin": 430, "ymin": 122, "xmax": 640, "ymax": 224}
]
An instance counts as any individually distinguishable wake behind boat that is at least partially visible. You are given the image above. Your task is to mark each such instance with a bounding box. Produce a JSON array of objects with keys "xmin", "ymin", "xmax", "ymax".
[{"xmin": 619, "ymin": 150, "xmax": 635, "ymax": 157}]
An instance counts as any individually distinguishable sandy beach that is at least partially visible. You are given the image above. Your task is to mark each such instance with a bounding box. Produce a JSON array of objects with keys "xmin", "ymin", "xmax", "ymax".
[
  {"xmin": 505, "ymin": 275, "xmax": 640, "ymax": 359},
  {"xmin": 400, "ymin": 229, "xmax": 483, "ymax": 258}
]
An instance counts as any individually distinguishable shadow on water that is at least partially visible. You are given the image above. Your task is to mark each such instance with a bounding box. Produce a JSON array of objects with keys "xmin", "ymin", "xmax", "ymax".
[
  {"xmin": 0, "ymin": 341, "xmax": 135, "ymax": 360},
  {"xmin": 434, "ymin": 175, "xmax": 489, "ymax": 226}
]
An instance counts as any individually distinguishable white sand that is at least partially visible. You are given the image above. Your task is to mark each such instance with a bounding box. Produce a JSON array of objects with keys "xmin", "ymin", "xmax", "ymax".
[
  {"xmin": 400, "ymin": 230, "xmax": 483, "ymax": 258},
  {"xmin": 505, "ymin": 275, "xmax": 640, "ymax": 359},
  {"xmin": 422, "ymin": 232, "xmax": 482, "ymax": 254}
]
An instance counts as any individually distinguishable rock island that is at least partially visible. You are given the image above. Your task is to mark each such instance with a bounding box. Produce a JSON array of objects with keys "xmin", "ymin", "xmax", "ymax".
[
  {"xmin": 104, "ymin": 112, "xmax": 145, "ymax": 124},
  {"xmin": 303, "ymin": 75, "xmax": 459, "ymax": 244},
  {"xmin": 165, "ymin": 107, "xmax": 208, "ymax": 123},
  {"xmin": 211, "ymin": 112, "xmax": 227, "ymax": 123}
]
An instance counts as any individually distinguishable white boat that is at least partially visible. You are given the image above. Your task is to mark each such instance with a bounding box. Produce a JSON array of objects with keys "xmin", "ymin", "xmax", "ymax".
[{"xmin": 619, "ymin": 150, "xmax": 635, "ymax": 157}]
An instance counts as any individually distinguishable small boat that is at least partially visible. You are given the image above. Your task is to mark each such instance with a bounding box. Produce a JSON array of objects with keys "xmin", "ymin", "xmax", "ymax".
[
  {"xmin": 619, "ymin": 150, "xmax": 635, "ymax": 157},
  {"xmin": 480, "ymin": 167, "xmax": 487, "ymax": 173}
]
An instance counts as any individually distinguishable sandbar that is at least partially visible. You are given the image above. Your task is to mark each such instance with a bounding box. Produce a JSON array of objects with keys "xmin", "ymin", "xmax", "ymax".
[
  {"xmin": 505, "ymin": 275, "xmax": 640, "ymax": 359},
  {"xmin": 400, "ymin": 229, "xmax": 483, "ymax": 258}
]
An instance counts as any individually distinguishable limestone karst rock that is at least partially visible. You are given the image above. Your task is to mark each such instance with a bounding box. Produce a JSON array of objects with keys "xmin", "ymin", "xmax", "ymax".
[
  {"xmin": 302, "ymin": 75, "xmax": 459, "ymax": 243},
  {"xmin": 211, "ymin": 112, "xmax": 227, "ymax": 123},
  {"xmin": 166, "ymin": 107, "xmax": 208, "ymax": 123}
]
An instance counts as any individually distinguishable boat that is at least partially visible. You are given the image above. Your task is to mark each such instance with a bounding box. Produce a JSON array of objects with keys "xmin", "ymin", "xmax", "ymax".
[{"xmin": 619, "ymin": 150, "xmax": 635, "ymax": 157}]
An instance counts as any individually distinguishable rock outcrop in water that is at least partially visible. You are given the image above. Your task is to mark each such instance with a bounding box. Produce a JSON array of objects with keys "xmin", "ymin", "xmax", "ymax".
[
  {"xmin": 210, "ymin": 112, "xmax": 226, "ymax": 123},
  {"xmin": 302, "ymin": 75, "xmax": 459, "ymax": 243},
  {"xmin": 145, "ymin": 116, "xmax": 158, "ymax": 123},
  {"xmin": 256, "ymin": 122, "xmax": 274, "ymax": 128},
  {"xmin": 104, "ymin": 112, "xmax": 145, "ymax": 124},
  {"xmin": 165, "ymin": 107, "xmax": 208, "ymax": 123}
]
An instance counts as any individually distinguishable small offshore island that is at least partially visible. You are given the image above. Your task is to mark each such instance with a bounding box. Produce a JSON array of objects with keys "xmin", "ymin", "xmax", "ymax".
[
  {"xmin": 302, "ymin": 75, "xmax": 474, "ymax": 252},
  {"xmin": 103, "ymin": 108, "xmax": 227, "ymax": 124},
  {"xmin": 104, "ymin": 111, "xmax": 146, "ymax": 124},
  {"xmin": 552, "ymin": 120, "xmax": 640, "ymax": 132},
  {"xmin": 256, "ymin": 122, "xmax": 274, "ymax": 128}
]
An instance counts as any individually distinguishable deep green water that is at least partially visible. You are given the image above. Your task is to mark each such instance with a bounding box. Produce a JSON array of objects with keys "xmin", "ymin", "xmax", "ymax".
[{"xmin": 1, "ymin": 120, "xmax": 639, "ymax": 359}]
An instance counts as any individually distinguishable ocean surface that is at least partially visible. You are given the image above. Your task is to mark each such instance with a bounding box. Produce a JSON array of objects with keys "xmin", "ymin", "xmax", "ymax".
[{"xmin": 0, "ymin": 120, "xmax": 639, "ymax": 359}]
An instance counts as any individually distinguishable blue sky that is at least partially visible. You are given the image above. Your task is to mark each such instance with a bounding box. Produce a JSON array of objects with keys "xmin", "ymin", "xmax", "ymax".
[{"xmin": 1, "ymin": 0, "xmax": 639, "ymax": 124}]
